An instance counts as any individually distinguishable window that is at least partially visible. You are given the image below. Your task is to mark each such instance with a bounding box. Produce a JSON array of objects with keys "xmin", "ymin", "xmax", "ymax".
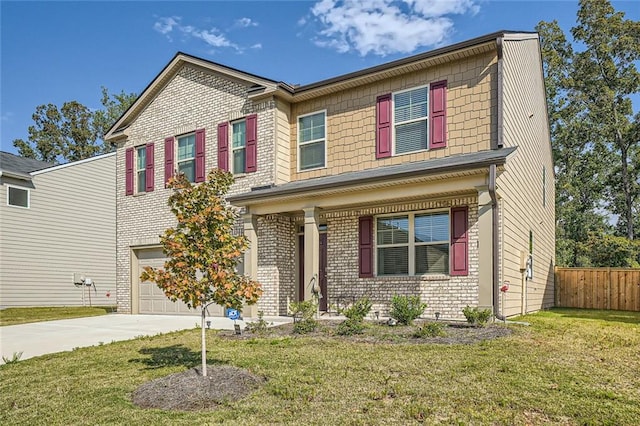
[
  {"xmin": 7, "ymin": 186, "xmax": 29, "ymax": 208},
  {"xmin": 394, "ymin": 86, "xmax": 428, "ymax": 154},
  {"xmin": 298, "ymin": 111, "xmax": 326, "ymax": 171},
  {"xmin": 177, "ymin": 134, "xmax": 196, "ymax": 182},
  {"xmin": 232, "ymin": 120, "xmax": 246, "ymax": 174},
  {"xmin": 136, "ymin": 146, "xmax": 146, "ymax": 193},
  {"xmin": 376, "ymin": 211, "xmax": 449, "ymax": 276}
]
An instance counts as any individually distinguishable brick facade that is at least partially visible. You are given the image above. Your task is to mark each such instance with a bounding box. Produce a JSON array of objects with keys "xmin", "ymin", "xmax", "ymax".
[{"xmin": 116, "ymin": 65, "xmax": 276, "ymax": 313}]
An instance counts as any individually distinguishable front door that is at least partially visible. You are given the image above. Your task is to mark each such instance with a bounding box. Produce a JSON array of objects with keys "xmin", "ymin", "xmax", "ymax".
[{"xmin": 298, "ymin": 233, "xmax": 328, "ymax": 311}]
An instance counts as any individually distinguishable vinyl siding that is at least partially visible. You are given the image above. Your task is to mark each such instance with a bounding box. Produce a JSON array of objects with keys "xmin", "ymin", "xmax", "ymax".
[
  {"xmin": 0, "ymin": 154, "xmax": 116, "ymax": 307},
  {"xmin": 499, "ymin": 36, "xmax": 555, "ymax": 316},
  {"xmin": 274, "ymin": 98, "xmax": 291, "ymax": 184}
]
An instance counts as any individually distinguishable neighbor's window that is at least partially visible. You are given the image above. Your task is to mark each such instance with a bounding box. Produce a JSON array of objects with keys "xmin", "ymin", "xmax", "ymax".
[
  {"xmin": 298, "ymin": 111, "xmax": 326, "ymax": 171},
  {"xmin": 136, "ymin": 146, "xmax": 146, "ymax": 193},
  {"xmin": 177, "ymin": 134, "xmax": 196, "ymax": 182},
  {"xmin": 7, "ymin": 186, "xmax": 29, "ymax": 208},
  {"xmin": 232, "ymin": 120, "xmax": 246, "ymax": 174},
  {"xmin": 376, "ymin": 211, "xmax": 449, "ymax": 276},
  {"xmin": 394, "ymin": 86, "xmax": 428, "ymax": 154}
]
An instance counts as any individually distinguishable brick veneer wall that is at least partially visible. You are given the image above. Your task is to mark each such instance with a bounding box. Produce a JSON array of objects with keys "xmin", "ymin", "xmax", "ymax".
[
  {"xmin": 116, "ymin": 65, "xmax": 276, "ymax": 313},
  {"xmin": 323, "ymin": 196, "xmax": 479, "ymax": 320},
  {"xmin": 256, "ymin": 214, "xmax": 296, "ymax": 315}
]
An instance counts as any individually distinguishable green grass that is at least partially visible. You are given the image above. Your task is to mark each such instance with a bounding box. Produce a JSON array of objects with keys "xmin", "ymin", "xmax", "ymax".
[
  {"xmin": 0, "ymin": 306, "xmax": 116, "ymax": 326},
  {"xmin": 1, "ymin": 308, "xmax": 639, "ymax": 425}
]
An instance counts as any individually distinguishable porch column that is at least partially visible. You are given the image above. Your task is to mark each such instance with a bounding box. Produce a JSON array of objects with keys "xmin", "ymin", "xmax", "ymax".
[
  {"xmin": 242, "ymin": 213, "xmax": 258, "ymax": 317},
  {"xmin": 477, "ymin": 188, "xmax": 493, "ymax": 309},
  {"xmin": 303, "ymin": 207, "xmax": 320, "ymax": 301}
]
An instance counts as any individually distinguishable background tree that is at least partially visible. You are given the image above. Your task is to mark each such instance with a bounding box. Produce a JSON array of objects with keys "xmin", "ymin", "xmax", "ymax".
[
  {"xmin": 537, "ymin": 0, "xmax": 639, "ymax": 266},
  {"xmin": 13, "ymin": 87, "xmax": 137, "ymax": 164},
  {"xmin": 140, "ymin": 169, "xmax": 262, "ymax": 376}
]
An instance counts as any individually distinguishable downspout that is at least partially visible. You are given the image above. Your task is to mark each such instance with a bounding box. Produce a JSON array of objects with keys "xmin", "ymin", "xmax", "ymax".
[
  {"xmin": 492, "ymin": 35, "xmax": 506, "ymax": 321},
  {"xmin": 489, "ymin": 164, "xmax": 504, "ymax": 321}
]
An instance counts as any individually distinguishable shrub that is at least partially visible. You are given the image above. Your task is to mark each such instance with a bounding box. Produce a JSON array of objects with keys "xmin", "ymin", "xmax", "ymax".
[
  {"xmin": 412, "ymin": 322, "xmax": 446, "ymax": 338},
  {"xmin": 245, "ymin": 311, "xmax": 272, "ymax": 336},
  {"xmin": 340, "ymin": 297, "xmax": 373, "ymax": 321},
  {"xmin": 462, "ymin": 306, "xmax": 493, "ymax": 327},
  {"xmin": 289, "ymin": 300, "xmax": 318, "ymax": 334},
  {"xmin": 336, "ymin": 318, "xmax": 367, "ymax": 336},
  {"xmin": 389, "ymin": 295, "xmax": 427, "ymax": 325}
]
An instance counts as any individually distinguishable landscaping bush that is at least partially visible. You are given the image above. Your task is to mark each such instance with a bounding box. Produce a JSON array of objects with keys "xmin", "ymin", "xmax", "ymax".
[
  {"xmin": 336, "ymin": 318, "xmax": 367, "ymax": 336},
  {"xmin": 389, "ymin": 295, "xmax": 427, "ymax": 325},
  {"xmin": 244, "ymin": 311, "xmax": 272, "ymax": 336},
  {"xmin": 337, "ymin": 297, "xmax": 372, "ymax": 336},
  {"xmin": 412, "ymin": 322, "xmax": 446, "ymax": 338},
  {"xmin": 462, "ymin": 306, "xmax": 493, "ymax": 327},
  {"xmin": 289, "ymin": 300, "xmax": 318, "ymax": 334}
]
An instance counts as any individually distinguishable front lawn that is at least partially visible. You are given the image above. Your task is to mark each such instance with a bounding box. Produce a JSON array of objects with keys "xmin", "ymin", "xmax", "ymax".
[
  {"xmin": 0, "ymin": 306, "xmax": 116, "ymax": 326},
  {"xmin": 1, "ymin": 308, "xmax": 638, "ymax": 424}
]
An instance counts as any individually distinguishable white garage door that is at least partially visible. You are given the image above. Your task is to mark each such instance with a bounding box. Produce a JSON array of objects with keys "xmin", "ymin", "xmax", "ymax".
[{"xmin": 136, "ymin": 248, "xmax": 223, "ymax": 316}]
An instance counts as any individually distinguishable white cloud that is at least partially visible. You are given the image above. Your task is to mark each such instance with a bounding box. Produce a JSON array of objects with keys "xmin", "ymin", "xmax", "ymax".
[
  {"xmin": 1, "ymin": 111, "xmax": 14, "ymax": 122},
  {"xmin": 153, "ymin": 17, "xmax": 241, "ymax": 51},
  {"xmin": 250, "ymin": 43, "xmax": 263, "ymax": 49},
  {"xmin": 236, "ymin": 17, "xmax": 258, "ymax": 28},
  {"xmin": 309, "ymin": 0, "xmax": 479, "ymax": 56}
]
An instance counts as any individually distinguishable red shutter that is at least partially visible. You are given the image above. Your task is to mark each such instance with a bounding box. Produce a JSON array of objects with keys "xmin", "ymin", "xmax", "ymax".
[
  {"xmin": 125, "ymin": 147, "xmax": 133, "ymax": 196},
  {"xmin": 245, "ymin": 114, "xmax": 257, "ymax": 173},
  {"xmin": 145, "ymin": 143, "xmax": 154, "ymax": 192},
  {"xmin": 359, "ymin": 216, "xmax": 374, "ymax": 278},
  {"xmin": 430, "ymin": 80, "xmax": 447, "ymax": 149},
  {"xmin": 195, "ymin": 128, "xmax": 206, "ymax": 182},
  {"xmin": 376, "ymin": 94, "xmax": 392, "ymax": 159},
  {"xmin": 450, "ymin": 206, "xmax": 468, "ymax": 276},
  {"xmin": 164, "ymin": 136, "xmax": 174, "ymax": 186},
  {"xmin": 217, "ymin": 122, "xmax": 229, "ymax": 172}
]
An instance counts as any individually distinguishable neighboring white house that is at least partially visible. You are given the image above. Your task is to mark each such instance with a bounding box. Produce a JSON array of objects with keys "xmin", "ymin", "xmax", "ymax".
[{"xmin": 0, "ymin": 151, "xmax": 116, "ymax": 308}]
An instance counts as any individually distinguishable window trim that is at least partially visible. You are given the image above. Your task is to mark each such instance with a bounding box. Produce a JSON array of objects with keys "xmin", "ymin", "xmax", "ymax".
[
  {"xmin": 297, "ymin": 109, "xmax": 327, "ymax": 172},
  {"xmin": 374, "ymin": 208, "xmax": 450, "ymax": 276},
  {"xmin": 392, "ymin": 84, "xmax": 429, "ymax": 156},
  {"xmin": 135, "ymin": 145, "xmax": 146, "ymax": 194},
  {"xmin": 6, "ymin": 184, "xmax": 30, "ymax": 209},
  {"xmin": 176, "ymin": 132, "xmax": 196, "ymax": 182},
  {"xmin": 231, "ymin": 118, "xmax": 247, "ymax": 175}
]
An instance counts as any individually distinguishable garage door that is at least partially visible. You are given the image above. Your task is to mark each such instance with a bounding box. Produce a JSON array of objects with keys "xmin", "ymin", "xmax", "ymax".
[{"xmin": 136, "ymin": 248, "xmax": 223, "ymax": 316}]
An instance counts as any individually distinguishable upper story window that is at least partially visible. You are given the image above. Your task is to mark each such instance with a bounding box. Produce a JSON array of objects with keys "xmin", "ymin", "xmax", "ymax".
[
  {"xmin": 394, "ymin": 86, "xmax": 428, "ymax": 155},
  {"xmin": 298, "ymin": 110, "xmax": 326, "ymax": 171},
  {"xmin": 177, "ymin": 134, "xmax": 196, "ymax": 182},
  {"xmin": 232, "ymin": 120, "xmax": 246, "ymax": 175},
  {"xmin": 7, "ymin": 186, "xmax": 29, "ymax": 208},
  {"xmin": 376, "ymin": 211, "xmax": 449, "ymax": 276},
  {"xmin": 136, "ymin": 146, "xmax": 146, "ymax": 193}
]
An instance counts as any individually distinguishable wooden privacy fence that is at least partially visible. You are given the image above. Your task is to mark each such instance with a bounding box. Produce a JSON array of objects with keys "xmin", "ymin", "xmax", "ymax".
[{"xmin": 555, "ymin": 267, "xmax": 640, "ymax": 311}]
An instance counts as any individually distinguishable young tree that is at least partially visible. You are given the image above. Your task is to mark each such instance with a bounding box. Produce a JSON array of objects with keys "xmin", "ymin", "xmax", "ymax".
[{"xmin": 140, "ymin": 169, "xmax": 262, "ymax": 376}]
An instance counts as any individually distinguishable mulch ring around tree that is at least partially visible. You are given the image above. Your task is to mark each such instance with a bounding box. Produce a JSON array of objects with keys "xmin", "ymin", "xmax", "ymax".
[{"xmin": 132, "ymin": 366, "xmax": 265, "ymax": 411}]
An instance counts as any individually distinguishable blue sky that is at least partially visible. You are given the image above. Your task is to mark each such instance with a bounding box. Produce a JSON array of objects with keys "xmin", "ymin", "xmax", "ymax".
[{"xmin": 1, "ymin": 0, "xmax": 638, "ymax": 154}]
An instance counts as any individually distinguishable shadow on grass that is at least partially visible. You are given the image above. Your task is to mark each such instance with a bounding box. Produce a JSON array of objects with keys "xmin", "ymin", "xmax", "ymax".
[
  {"xmin": 129, "ymin": 344, "xmax": 225, "ymax": 370},
  {"xmin": 547, "ymin": 308, "xmax": 640, "ymax": 325}
]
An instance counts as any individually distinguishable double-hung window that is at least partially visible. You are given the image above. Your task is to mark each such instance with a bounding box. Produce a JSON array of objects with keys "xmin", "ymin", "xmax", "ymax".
[
  {"xmin": 232, "ymin": 120, "xmax": 246, "ymax": 174},
  {"xmin": 136, "ymin": 146, "xmax": 146, "ymax": 193},
  {"xmin": 177, "ymin": 134, "xmax": 196, "ymax": 182},
  {"xmin": 394, "ymin": 86, "xmax": 428, "ymax": 154},
  {"xmin": 376, "ymin": 211, "xmax": 449, "ymax": 275},
  {"xmin": 298, "ymin": 111, "xmax": 326, "ymax": 171}
]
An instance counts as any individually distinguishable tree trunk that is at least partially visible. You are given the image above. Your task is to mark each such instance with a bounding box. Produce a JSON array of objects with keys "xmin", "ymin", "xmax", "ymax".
[{"xmin": 201, "ymin": 308, "xmax": 207, "ymax": 377}]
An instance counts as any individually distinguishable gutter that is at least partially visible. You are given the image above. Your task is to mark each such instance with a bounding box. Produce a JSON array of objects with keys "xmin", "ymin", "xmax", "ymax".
[{"xmin": 491, "ymin": 35, "xmax": 506, "ymax": 321}]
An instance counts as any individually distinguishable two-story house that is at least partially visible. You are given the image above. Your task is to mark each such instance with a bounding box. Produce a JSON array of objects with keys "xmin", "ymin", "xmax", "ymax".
[
  {"xmin": 105, "ymin": 30, "xmax": 554, "ymax": 320},
  {"xmin": 0, "ymin": 152, "xmax": 116, "ymax": 308}
]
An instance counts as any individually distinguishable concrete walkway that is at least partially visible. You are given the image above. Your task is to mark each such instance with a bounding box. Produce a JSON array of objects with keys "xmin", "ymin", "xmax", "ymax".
[{"xmin": 0, "ymin": 314, "xmax": 292, "ymax": 364}]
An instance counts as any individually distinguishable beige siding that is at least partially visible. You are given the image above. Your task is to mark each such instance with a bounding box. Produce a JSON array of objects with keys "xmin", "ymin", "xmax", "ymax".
[
  {"xmin": 499, "ymin": 36, "xmax": 555, "ymax": 316},
  {"xmin": 0, "ymin": 154, "xmax": 116, "ymax": 307},
  {"xmin": 289, "ymin": 51, "xmax": 498, "ymax": 180},
  {"xmin": 274, "ymin": 98, "xmax": 291, "ymax": 184}
]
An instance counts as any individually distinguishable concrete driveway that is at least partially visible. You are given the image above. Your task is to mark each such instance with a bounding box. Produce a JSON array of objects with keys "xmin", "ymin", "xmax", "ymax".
[{"xmin": 0, "ymin": 314, "xmax": 291, "ymax": 364}]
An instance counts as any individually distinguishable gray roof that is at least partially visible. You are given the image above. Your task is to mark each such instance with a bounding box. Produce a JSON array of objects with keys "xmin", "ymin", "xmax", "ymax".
[
  {"xmin": 229, "ymin": 147, "xmax": 518, "ymax": 204},
  {"xmin": 0, "ymin": 151, "xmax": 53, "ymax": 176}
]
